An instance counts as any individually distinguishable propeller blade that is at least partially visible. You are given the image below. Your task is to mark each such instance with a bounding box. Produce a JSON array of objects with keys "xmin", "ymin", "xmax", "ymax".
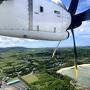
[
  {"xmin": 71, "ymin": 29, "xmax": 78, "ymax": 80},
  {"xmin": 75, "ymin": 9, "xmax": 90, "ymax": 21},
  {"xmin": 68, "ymin": 0, "xmax": 79, "ymax": 15},
  {"xmin": 52, "ymin": 41, "xmax": 61, "ymax": 59},
  {"xmin": 68, "ymin": 9, "xmax": 90, "ymax": 29}
]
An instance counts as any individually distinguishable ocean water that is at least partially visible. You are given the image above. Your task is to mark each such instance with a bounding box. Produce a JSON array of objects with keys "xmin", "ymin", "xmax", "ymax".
[{"xmin": 57, "ymin": 64, "xmax": 90, "ymax": 88}]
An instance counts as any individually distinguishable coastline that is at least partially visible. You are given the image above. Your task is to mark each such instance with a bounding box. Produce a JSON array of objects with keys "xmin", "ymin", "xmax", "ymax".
[
  {"xmin": 57, "ymin": 64, "xmax": 90, "ymax": 90},
  {"xmin": 57, "ymin": 64, "xmax": 90, "ymax": 73}
]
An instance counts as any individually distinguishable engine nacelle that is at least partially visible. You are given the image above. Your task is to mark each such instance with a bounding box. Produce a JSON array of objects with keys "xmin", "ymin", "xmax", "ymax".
[{"xmin": 0, "ymin": 0, "xmax": 71, "ymax": 41}]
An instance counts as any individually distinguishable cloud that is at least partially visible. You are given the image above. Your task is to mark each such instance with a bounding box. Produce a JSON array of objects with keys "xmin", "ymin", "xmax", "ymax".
[
  {"xmin": 0, "ymin": 36, "xmax": 39, "ymax": 47},
  {"xmin": 74, "ymin": 21, "xmax": 90, "ymax": 36},
  {"xmin": 80, "ymin": 34, "xmax": 90, "ymax": 39}
]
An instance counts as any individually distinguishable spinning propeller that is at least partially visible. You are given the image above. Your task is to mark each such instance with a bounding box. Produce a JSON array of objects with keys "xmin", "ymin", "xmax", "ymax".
[{"xmin": 52, "ymin": 0, "xmax": 90, "ymax": 80}]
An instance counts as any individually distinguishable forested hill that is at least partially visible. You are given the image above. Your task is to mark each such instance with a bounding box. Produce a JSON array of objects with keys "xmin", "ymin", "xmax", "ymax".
[{"xmin": 0, "ymin": 46, "xmax": 90, "ymax": 52}]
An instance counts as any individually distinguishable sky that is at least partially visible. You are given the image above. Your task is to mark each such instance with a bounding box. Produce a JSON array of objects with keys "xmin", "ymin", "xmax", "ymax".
[{"xmin": 0, "ymin": 0, "xmax": 90, "ymax": 48}]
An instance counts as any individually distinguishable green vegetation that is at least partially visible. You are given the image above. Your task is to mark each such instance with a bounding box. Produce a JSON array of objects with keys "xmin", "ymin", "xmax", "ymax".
[
  {"xmin": 22, "ymin": 74, "xmax": 39, "ymax": 84},
  {"xmin": 21, "ymin": 73, "xmax": 80, "ymax": 90},
  {"xmin": 0, "ymin": 46, "xmax": 89, "ymax": 90}
]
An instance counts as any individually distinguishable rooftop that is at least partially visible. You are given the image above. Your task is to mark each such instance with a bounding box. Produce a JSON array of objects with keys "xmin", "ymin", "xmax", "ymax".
[{"xmin": 0, "ymin": 86, "xmax": 20, "ymax": 90}]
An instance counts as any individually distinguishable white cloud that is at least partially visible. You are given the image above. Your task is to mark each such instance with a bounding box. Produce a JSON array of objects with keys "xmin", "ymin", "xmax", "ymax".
[
  {"xmin": 79, "ymin": 28, "xmax": 84, "ymax": 32},
  {"xmin": 74, "ymin": 21, "xmax": 90, "ymax": 36},
  {"xmin": 80, "ymin": 35, "xmax": 90, "ymax": 39},
  {"xmin": 0, "ymin": 36, "xmax": 39, "ymax": 47}
]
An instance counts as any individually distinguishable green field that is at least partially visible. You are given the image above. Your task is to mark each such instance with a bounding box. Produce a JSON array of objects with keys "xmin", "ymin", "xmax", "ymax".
[
  {"xmin": 21, "ymin": 73, "xmax": 81, "ymax": 90},
  {"xmin": 0, "ymin": 47, "xmax": 89, "ymax": 90},
  {"xmin": 22, "ymin": 74, "xmax": 39, "ymax": 84}
]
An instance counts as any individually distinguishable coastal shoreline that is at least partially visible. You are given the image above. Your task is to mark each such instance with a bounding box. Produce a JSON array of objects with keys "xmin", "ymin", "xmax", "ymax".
[
  {"xmin": 57, "ymin": 64, "xmax": 90, "ymax": 90},
  {"xmin": 57, "ymin": 64, "xmax": 90, "ymax": 74}
]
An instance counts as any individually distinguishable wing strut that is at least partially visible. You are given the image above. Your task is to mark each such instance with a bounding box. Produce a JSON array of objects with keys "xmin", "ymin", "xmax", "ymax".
[{"xmin": 52, "ymin": 41, "xmax": 61, "ymax": 59}]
